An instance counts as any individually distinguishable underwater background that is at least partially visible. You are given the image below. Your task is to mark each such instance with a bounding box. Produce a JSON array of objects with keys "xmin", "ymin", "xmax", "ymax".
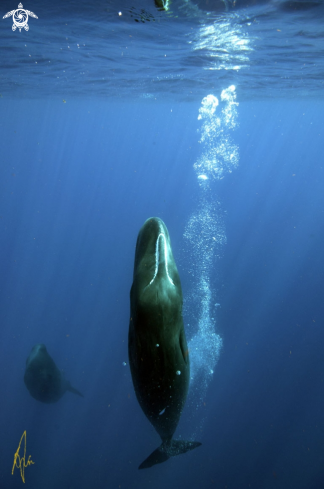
[{"xmin": 1, "ymin": 1, "xmax": 324, "ymax": 488}]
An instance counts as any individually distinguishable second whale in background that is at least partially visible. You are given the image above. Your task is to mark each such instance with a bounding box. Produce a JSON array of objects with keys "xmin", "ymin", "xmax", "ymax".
[
  {"xmin": 24, "ymin": 344, "xmax": 84, "ymax": 403},
  {"xmin": 128, "ymin": 217, "xmax": 201, "ymax": 469}
]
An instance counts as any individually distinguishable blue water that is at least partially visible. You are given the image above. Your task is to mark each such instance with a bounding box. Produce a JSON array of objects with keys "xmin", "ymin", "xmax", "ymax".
[{"xmin": 1, "ymin": 1, "xmax": 324, "ymax": 488}]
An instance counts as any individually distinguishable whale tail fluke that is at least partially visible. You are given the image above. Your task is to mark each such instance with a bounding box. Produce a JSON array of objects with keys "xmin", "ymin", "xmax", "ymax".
[
  {"xmin": 67, "ymin": 382, "xmax": 84, "ymax": 398},
  {"xmin": 139, "ymin": 439, "xmax": 201, "ymax": 469}
]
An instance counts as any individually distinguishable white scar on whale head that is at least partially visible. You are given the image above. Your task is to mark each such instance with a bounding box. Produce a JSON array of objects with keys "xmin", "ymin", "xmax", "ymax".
[{"xmin": 146, "ymin": 232, "xmax": 175, "ymax": 288}]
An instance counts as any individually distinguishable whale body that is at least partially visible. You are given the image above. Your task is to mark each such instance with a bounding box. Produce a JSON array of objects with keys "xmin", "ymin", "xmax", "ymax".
[
  {"xmin": 128, "ymin": 217, "xmax": 201, "ymax": 469},
  {"xmin": 24, "ymin": 344, "xmax": 83, "ymax": 403}
]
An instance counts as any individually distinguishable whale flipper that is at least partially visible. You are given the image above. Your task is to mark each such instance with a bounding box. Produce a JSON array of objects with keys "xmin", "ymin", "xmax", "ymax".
[
  {"xmin": 66, "ymin": 382, "xmax": 84, "ymax": 398},
  {"xmin": 139, "ymin": 440, "xmax": 202, "ymax": 469}
]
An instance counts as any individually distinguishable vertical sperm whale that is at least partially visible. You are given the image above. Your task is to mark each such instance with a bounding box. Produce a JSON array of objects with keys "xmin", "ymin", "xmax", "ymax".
[{"xmin": 128, "ymin": 217, "xmax": 201, "ymax": 469}]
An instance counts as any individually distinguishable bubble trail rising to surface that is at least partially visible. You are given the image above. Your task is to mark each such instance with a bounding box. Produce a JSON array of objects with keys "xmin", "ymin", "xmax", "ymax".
[
  {"xmin": 194, "ymin": 86, "xmax": 239, "ymax": 183},
  {"xmin": 183, "ymin": 86, "xmax": 239, "ymax": 422}
]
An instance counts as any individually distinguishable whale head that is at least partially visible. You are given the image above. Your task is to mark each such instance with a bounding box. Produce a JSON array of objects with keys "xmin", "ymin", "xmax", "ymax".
[{"xmin": 132, "ymin": 217, "xmax": 181, "ymax": 298}]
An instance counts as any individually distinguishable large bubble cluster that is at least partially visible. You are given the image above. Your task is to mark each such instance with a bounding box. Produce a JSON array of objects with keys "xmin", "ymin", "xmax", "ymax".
[{"xmin": 194, "ymin": 85, "xmax": 239, "ymax": 182}]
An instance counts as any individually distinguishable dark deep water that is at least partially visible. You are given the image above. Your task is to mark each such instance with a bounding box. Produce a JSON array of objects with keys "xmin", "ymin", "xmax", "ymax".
[{"xmin": 1, "ymin": 1, "xmax": 324, "ymax": 489}]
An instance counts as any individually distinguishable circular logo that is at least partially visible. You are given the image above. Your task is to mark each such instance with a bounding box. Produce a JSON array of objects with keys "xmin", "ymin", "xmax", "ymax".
[{"xmin": 13, "ymin": 8, "xmax": 28, "ymax": 30}]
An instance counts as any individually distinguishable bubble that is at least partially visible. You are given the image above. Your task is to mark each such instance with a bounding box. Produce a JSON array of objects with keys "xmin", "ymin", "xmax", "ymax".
[
  {"xmin": 182, "ymin": 86, "xmax": 239, "ymax": 440},
  {"xmin": 194, "ymin": 86, "xmax": 239, "ymax": 183}
]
